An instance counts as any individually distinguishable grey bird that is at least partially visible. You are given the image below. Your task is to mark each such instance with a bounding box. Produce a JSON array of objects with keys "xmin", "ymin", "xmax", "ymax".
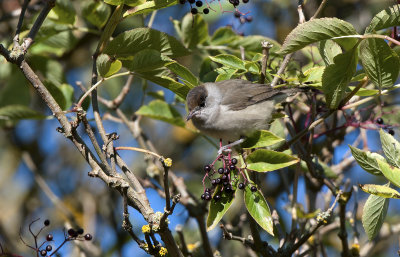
[{"xmin": 186, "ymin": 79, "xmax": 307, "ymax": 152}]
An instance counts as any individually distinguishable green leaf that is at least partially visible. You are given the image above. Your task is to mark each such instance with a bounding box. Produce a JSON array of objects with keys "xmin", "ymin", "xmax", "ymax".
[
  {"xmin": 29, "ymin": 56, "xmax": 64, "ymax": 86},
  {"xmin": 104, "ymin": 27, "xmax": 190, "ymax": 59},
  {"xmin": 359, "ymin": 184, "xmax": 400, "ymax": 199},
  {"xmin": 0, "ymin": 67, "xmax": 30, "ymax": 107},
  {"xmin": 0, "ymin": 105, "xmax": 46, "ymax": 122},
  {"xmin": 126, "ymin": 49, "xmax": 171, "ymax": 72},
  {"xmin": 246, "ymin": 149, "xmax": 299, "ymax": 172},
  {"xmin": 318, "ymin": 40, "xmax": 342, "ymax": 66},
  {"xmin": 215, "ymin": 68, "xmax": 237, "ymax": 82},
  {"xmin": 59, "ymin": 83, "xmax": 74, "ymax": 110},
  {"xmin": 229, "ymin": 36, "xmax": 281, "ymax": 54},
  {"xmin": 96, "ymin": 54, "xmax": 122, "ymax": 78},
  {"xmin": 210, "ymin": 27, "xmax": 238, "ymax": 45},
  {"xmin": 135, "ymin": 99, "xmax": 185, "ymax": 127},
  {"xmin": 44, "ymin": 81, "xmax": 69, "ymax": 110},
  {"xmin": 280, "ymin": 18, "xmax": 358, "ymax": 55},
  {"xmin": 135, "ymin": 68, "xmax": 191, "ymax": 99},
  {"xmin": 165, "ymin": 61, "xmax": 198, "ymax": 88},
  {"xmin": 123, "ymin": 0, "xmax": 178, "ymax": 17},
  {"xmin": 210, "ymin": 54, "xmax": 245, "ymax": 70},
  {"xmin": 377, "ymin": 160, "xmax": 400, "ymax": 188},
  {"xmin": 181, "ymin": 13, "xmax": 208, "ymax": 49},
  {"xmin": 360, "ymin": 38, "xmax": 400, "ymax": 89},
  {"xmin": 241, "ymin": 130, "xmax": 284, "ymax": 149},
  {"xmin": 349, "ymin": 145, "xmax": 385, "ymax": 176},
  {"xmin": 362, "ymin": 194, "xmax": 389, "ymax": 240},
  {"xmin": 31, "ymin": 24, "xmax": 77, "ymax": 56},
  {"xmin": 207, "ymin": 185, "xmax": 236, "ymax": 231},
  {"xmin": 379, "ymin": 129, "xmax": 400, "ymax": 168},
  {"xmin": 199, "ymin": 57, "xmax": 218, "ymax": 82},
  {"xmin": 366, "ymin": 4, "xmax": 400, "ymax": 33},
  {"xmin": 322, "ymin": 46, "xmax": 358, "ymax": 109},
  {"xmin": 82, "ymin": 0, "xmax": 111, "ymax": 28},
  {"xmin": 48, "ymin": 0, "xmax": 76, "ymax": 25},
  {"xmin": 104, "ymin": 0, "xmax": 123, "ymax": 5},
  {"xmin": 301, "ymin": 66, "xmax": 325, "ymax": 83},
  {"xmin": 244, "ymin": 185, "xmax": 274, "ymax": 235},
  {"xmin": 299, "ymin": 159, "xmax": 338, "ymax": 179}
]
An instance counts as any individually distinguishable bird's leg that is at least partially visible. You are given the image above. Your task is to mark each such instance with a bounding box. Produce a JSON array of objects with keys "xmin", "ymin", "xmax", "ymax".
[{"xmin": 217, "ymin": 137, "xmax": 245, "ymax": 156}]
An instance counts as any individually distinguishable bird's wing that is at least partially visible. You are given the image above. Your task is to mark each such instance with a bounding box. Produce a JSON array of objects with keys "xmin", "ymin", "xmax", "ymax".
[{"xmin": 216, "ymin": 79, "xmax": 297, "ymax": 111}]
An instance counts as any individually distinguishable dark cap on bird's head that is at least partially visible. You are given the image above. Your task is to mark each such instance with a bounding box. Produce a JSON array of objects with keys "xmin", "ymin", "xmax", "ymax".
[{"xmin": 186, "ymin": 85, "xmax": 208, "ymax": 121}]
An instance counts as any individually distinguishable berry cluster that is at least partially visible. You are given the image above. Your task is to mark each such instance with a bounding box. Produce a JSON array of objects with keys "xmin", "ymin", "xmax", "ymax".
[
  {"xmin": 8, "ymin": 218, "xmax": 93, "ymax": 257},
  {"xmin": 180, "ymin": 0, "xmax": 251, "ymax": 16},
  {"xmin": 201, "ymin": 156, "xmax": 257, "ymax": 201},
  {"xmin": 180, "ymin": 0, "xmax": 210, "ymax": 15},
  {"xmin": 234, "ymin": 10, "xmax": 252, "ymax": 24},
  {"xmin": 376, "ymin": 117, "xmax": 395, "ymax": 135}
]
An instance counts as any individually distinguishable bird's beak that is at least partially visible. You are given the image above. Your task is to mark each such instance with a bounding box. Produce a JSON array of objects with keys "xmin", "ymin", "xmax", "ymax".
[{"xmin": 186, "ymin": 107, "xmax": 200, "ymax": 121}]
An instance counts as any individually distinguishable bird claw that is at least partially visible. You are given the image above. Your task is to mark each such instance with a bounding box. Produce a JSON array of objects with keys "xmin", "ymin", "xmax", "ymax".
[{"xmin": 217, "ymin": 146, "xmax": 232, "ymax": 156}]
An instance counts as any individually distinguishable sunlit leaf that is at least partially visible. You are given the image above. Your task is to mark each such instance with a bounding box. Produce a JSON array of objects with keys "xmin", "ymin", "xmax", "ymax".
[
  {"xmin": 135, "ymin": 100, "xmax": 185, "ymax": 127},
  {"xmin": 359, "ymin": 184, "xmax": 400, "ymax": 199},
  {"xmin": 362, "ymin": 194, "xmax": 389, "ymax": 240},
  {"xmin": 349, "ymin": 145, "xmax": 385, "ymax": 176},
  {"xmin": 246, "ymin": 149, "xmax": 299, "ymax": 172}
]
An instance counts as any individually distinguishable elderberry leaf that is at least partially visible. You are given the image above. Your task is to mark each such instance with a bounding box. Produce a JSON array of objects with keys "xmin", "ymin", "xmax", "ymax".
[
  {"xmin": 244, "ymin": 183, "xmax": 274, "ymax": 235},
  {"xmin": 349, "ymin": 145, "xmax": 385, "ymax": 176},
  {"xmin": 377, "ymin": 160, "xmax": 400, "ymax": 188},
  {"xmin": 322, "ymin": 46, "xmax": 358, "ymax": 109},
  {"xmin": 379, "ymin": 129, "xmax": 400, "ymax": 168},
  {"xmin": 246, "ymin": 149, "xmax": 299, "ymax": 172},
  {"xmin": 359, "ymin": 184, "xmax": 400, "ymax": 199},
  {"xmin": 136, "ymin": 100, "xmax": 185, "ymax": 127},
  {"xmin": 104, "ymin": 28, "xmax": 190, "ymax": 59},
  {"xmin": 365, "ymin": 4, "xmax": 400, "ymax": 33},
  {"xmin": 362, "ymin": 193, "xmax": 389, "ymax": 240},
  {"xmin": 360, "ymin": 38, "xmax": 400, "ymax": 90},
  {"xmin": 280, "ymin": 18, "xmax": 358, "ymax": 55},
  {"xmin": 241, "ymin": 130, "xmax": 284, "ymax": 149},
  {"xmin": 207, "ymin": 185, "xmax": 237, "ymax": 231}
]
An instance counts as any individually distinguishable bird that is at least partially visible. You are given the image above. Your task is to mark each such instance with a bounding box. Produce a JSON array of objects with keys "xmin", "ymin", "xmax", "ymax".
[{"xmin": 185, "ymin": 79, "xmax": 308, "ymax": 153}]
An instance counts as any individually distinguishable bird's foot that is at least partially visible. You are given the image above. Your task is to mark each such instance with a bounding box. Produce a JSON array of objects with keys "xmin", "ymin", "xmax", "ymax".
[{"xmin": 217, "ymin": 138, "xmax": 245, "ymax": 156}]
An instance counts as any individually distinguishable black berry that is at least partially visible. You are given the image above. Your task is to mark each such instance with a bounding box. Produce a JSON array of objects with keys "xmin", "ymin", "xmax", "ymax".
[
  {"xmin": 246, "ymin": 16, "xmax": 253, "ymax": 22},
  {"xmin": 218, "ymin": 168, "xmax": 224, "ymax": 174},
  {"xmin": 229, "ymin": 165, "xmax": 236, "ymax": 171},
  {"xmin": 205, "ymin": 188, "xmax": 211, "ymax": 193},
  {"xmin": 234, "ymin": 11, "xmax": 241, "ymax": 18},
  {"xmin": 46, "ymin": 245, "xmax": 52, "ymax": 252},
  {"xmin": 376, "ymin": 118, "xmax": 384, "ymax": 124},
  {"xmin": 46, "ymin": 234, "xmax": 53, "ymax": 241},
  {"xmin": 195, "ymin": 0, "xmax": 203, "ymax": 7},
  {"xmin": 40, "ymin": 250, "xmax": 47, "ymax": 256},
  {"xmin": 180, "ymin": 0, "xmax": 186, "ymax": 4},
  {"xmin": 224, "ymin": 168, "xmax": 230, "ymax": 175},
  {"xmin": 204, "ymin": 165, "xmax": 211, "ymax": 173},
  {"xmin": 214, "ymin": 194, "xmax": 221, "ymax": 201},
  {"xmin": 231, "ymin": 158, "xmax": 237, "ymax": 165},
  {"xmin": 205, "ymin": 194, "xmax": 211, "ymax": 200},
  {"xmin": 225, "ymin": 185, "xmax": 233, "ymax": 193},
  {"xmin": 191, "ymin": 8, "xmax": 198, "ymax": 14},
  {"xmin": 77, "ymin": 228, "xmax": 84, "ymax": 235},
  {"xmin": 223, "ymin": 181, "xmax": 229, "ymax": 186},
  {"xmin": 44, "ymin": 219, "xmax": 50, "ymax": 226},
  {"xmin": 389, "ymin": 129, "xmax": 395, "ymax": 136},
  {"xmin": 250, "ymin": 186, "xmax": 257, "ymax": 192},
  {"xmin": 84, "ymin": 234, "xmax": 93, "ymax": 241},
  {"xmin": 211, "ymin": 179, "xmax": 217, "ymax": 186},
  {"xmin": 221, "ymin": 175, "xmax": 228, "ymax": 180},
  {"xmin": 216, "ymin": 178, "xmax": 222, "ymax": 184},
  {"xmin": 68, "ymin": 228, "xmax": 78, "ymax": 237},
  {"xmin": 238, "ymin": 183, "xmax": 245, "ymax": 189},
  {"xmin": 188, "ymin": 0, "xmax": 195, "ymax": 3},
  {"xmin": 203, "ymin": 8, "xmax": 209, "ymax": 14},
  {"xmin": 201, "ymin": 194, "xmax": 206, "ymax": 200},
  {"xmin": 242, "ymin": 0, "xmax": 249, "ymax": 3}
]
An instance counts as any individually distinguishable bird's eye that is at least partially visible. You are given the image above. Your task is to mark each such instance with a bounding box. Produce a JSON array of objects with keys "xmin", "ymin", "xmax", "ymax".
[{"xmin": 199, "ymin": 102, "xmax": 205, "ymax": 108}]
